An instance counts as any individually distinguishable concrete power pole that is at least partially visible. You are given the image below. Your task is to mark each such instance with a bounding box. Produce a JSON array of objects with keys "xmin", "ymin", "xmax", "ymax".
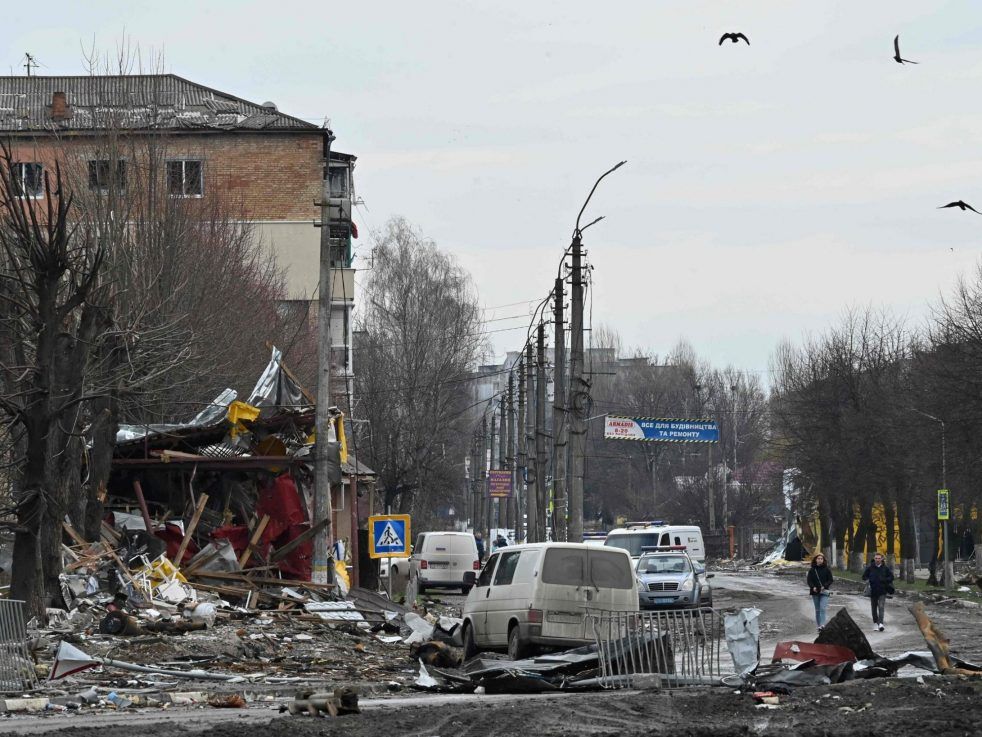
[
  {"xmin": 568, "ymin": 233, "xmax": 586, "ymax": 544},
  {"xmin": 516, "ymin": 361, "xmax": 527, "ymax": 544},
  {"xmin": 471, "ymin": 432, "xmax": 482, "ymax": 532},
  {"xmin": 480, "ymin": 415, "xmax": 488, "ymax": 541},
  {"xmin": 488, "ymin": 405, "xmax": 497, "ymax": 536},
  {"xmin": 525, "ymin": 344, "xmax": 539, "ymax": 542},
  {"xmin": 506, "ymin": 373, "xmax": 517, "ymax": 534},
  {"xmin": 498, "ymin": 404, "xmax": 506, "ymax": 531},
  {"xmin": 312, "ymin": 128, "xmax": 336, "ymax": 585},
  {"xmin": 552, "ymin": 279, "xmax": 568, "ymax": 542},
  {"xmin": 535, "ymin": 324, "xmax": 548, "ymax": 542}
]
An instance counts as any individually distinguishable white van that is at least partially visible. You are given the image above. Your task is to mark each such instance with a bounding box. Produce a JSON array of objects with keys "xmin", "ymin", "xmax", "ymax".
[
  {"xmin": 461, "ymin": 543, "xmax": 638, "ymax": 659},
  {"xmin": 409, "ymin": 531, "xmax": 480, "ymax": 595},
  {"xmin": 605, "ymin": 525, "xmax": 706, "ymax": 563}
]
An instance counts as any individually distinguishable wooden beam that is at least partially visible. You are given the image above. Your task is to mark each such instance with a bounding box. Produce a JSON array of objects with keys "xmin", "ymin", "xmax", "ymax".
[
  {"xmin": 174, "ymin": 493, "xmax": 209, "ymax": 567},
  {"xmin": 269, "ymin": 517, "xmax": 331, "ymax": 563},
  {"xmin": 238, "ymin": 515, "xmax": 270, "ymax": 568},
  {"xmin": 132, "ymin": 478, "xmax": 155, "ymax": 532}
]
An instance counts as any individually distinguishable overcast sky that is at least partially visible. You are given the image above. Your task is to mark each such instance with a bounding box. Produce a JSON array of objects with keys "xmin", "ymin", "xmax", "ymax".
[{"xmin": 7, "ymin": 1, "xmax": 982, "ymax": 380}]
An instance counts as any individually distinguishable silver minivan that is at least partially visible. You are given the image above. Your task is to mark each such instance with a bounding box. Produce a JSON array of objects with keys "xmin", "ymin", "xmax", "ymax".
[{"xmin": 461, "ymin": 543, "xmax": 638, "ymax": 659}]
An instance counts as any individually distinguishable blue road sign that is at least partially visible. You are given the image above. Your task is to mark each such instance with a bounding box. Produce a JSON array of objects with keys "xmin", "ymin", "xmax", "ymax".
[{"xmin": 368, "ymin": 514, "xmax": 411, "ymax": 558}]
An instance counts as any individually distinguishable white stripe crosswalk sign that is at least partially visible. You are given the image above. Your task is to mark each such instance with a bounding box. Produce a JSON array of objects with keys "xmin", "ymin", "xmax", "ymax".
[
  {"xmin": 368, "ymin": 514, "xmax": 410, "ymax": 558},
  {"xmin": 377, "ymin": 522, "xmax": 402, "ymax": 548}
]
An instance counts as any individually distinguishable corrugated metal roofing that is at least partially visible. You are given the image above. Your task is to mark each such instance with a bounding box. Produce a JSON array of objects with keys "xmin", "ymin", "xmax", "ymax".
[{"xmin": 0, "ymin": 74, "xmax": 319, "ymax": 132}]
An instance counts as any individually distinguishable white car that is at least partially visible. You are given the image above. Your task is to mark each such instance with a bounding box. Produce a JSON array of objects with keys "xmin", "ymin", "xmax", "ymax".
[
  {"xmin": 408, "ymin": 531, "xmax": 480, "ymax": 595},
  {"xmin": 461, "ymin": 543, "xmax": 638, "ymax": 659}
]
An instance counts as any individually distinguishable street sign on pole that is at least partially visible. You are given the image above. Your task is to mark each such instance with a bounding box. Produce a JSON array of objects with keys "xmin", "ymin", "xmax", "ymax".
[
  {"xmin": 604, "ymin": 416, "xmax": 720, "ymax": 443},
  {"xmin": 368, "ymin": 514, "xmax": 411, "ymax": 559},
  {"xmin": 488, "ymin": 469, "xmax": 513, "ymax": 498},
  {"xmin": 938, "ymin": 489, "xmax": 950, "ymax": 521}
]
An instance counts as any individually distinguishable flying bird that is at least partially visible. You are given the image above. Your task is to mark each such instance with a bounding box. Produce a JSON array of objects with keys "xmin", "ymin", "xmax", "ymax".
[
  {"xmin": 719, "ymin": 33, "xmax": 750, "ymax": 46},
  {"xmin": 939, "ymin": 200, "xmax": 981, "ymax": 214},
  {"xmin": 893, "ymin": 35, "xmax": 918, "ymax": 64}
]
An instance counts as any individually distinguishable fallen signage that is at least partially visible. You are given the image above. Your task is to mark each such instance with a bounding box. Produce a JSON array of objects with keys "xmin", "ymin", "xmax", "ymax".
[
  {"xmin": 604, "ymin": 416, "xmax": 719, "ymax": 443},
  {"xmin": 368, "ymin": 514, "xmax": 411, "ymax": 559}
]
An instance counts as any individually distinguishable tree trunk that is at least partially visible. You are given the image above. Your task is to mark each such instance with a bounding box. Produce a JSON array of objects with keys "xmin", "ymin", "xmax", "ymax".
[
  {"xmin": 849, "ymin": 502, "xmax": 871, "ymax": 573},
  {"xmin": 896, "ymin": 494, "xmax": 916, "ymax": 583},
  {"xmin": 884, "ymin": 499, "xmax": 896, "ymax": 569},
  {"xmin": 84, "ymin": 395, "xmax": 118, "ymax": 540}
]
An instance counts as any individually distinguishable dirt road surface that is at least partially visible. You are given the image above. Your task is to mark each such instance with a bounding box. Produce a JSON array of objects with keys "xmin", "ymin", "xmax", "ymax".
[{"xmin": 5, "ymin": 569, "xmax": 980, "ymax": 737}]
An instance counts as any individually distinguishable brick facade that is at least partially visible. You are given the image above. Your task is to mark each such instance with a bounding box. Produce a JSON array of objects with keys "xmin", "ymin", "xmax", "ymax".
[{"xmin": 4, "ymin": 131, "xmax": 324, "ymax": 222}]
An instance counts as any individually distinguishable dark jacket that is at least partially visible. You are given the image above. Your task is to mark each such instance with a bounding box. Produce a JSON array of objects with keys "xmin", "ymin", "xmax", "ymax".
[
  {"xmin": 475, "ymin": 537, "xmax": 485, "ymax": 561},
  {"xmin": 862, "ymin": 561, "xmax": 894, "ymax": 597},
  {"xmin": 807, "ymin": 564, "xmax": 833, "ymax": 594}
]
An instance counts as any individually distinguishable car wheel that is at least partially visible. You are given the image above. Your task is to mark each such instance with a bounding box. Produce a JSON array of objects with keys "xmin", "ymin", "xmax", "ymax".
[
  {"xmin": 507, "ymin": 624, "xmax": 529, "ymax": 660},
  {"xmin": 462, "ymin": 622, "xmax": 478, "ymax": 659}
]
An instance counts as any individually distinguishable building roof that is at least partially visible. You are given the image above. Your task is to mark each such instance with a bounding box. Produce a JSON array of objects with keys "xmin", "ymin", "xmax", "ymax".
[{"xmin": 0, "ymin": 74, "xmax": 320, "ymax": 133}]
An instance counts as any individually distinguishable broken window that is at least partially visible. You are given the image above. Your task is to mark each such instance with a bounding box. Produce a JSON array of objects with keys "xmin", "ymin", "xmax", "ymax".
[
  {"xmin": 11, "ymin": 162, "xmax": 42, "ymax": 198},
  {"xmin": 88, "ymin": 159, "xmax": 126, "ymax": 192},
  {"xmin": 166, "ymin": 159, "xmax": 203, "ymax": 197}
]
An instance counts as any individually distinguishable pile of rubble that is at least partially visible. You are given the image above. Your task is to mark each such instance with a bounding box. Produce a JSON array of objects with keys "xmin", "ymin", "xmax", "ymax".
[{"xmin": 2, "ymin": 581, "xmax": 472, "ymax": 716}]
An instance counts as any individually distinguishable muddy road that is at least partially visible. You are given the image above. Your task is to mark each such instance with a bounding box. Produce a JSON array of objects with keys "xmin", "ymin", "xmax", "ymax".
[
  {"xmin": 6, "ymin": 569, "xmax": 980, "ymax": 737},
  {"xmin": 24, "ymin": 677, "xmax": 982, "ymax": 737}
]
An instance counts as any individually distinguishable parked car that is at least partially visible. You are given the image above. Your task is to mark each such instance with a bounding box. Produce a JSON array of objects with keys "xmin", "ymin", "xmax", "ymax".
[
  {"xmin": 605, "ymin": 524, "xmax": 706, "ymax": 563},
  {"xmin": 461, "ymin": 543, "xmax": 638, "ymax": 660},
  {"xmin": 408, "ymin": 531, "xmax": 480, "ymax": 595},
  {"xmin": 635, "ymin": 547, "xmax": 713, "ymax": 610}
]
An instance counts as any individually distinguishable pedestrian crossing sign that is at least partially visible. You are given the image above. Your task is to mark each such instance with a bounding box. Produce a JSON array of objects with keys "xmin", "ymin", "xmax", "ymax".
[{"xmin": 368, "ymin": 514, "xmax": 411, "ymax": 559}]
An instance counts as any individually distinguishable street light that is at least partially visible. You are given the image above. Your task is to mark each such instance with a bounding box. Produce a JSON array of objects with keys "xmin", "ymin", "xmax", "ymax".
[{"xmin": 909, "ymin": 408, "xmax": 952, "ymax": 592}]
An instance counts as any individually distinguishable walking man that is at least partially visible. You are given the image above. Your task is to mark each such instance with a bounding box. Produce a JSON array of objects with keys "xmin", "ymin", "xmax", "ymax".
[
  {"xmin": 862, "ymin": 553, "xmax": 894, "ymax": 631},
  {"xmin": 807, "ymin": 553, "xmax": 833, "ymax": 631}
]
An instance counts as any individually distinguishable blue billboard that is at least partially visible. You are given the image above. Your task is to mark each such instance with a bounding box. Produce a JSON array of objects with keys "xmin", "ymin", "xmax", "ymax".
[{"xmin": 604, "ymin": 416, "xmax": 719, "ymax": 443}]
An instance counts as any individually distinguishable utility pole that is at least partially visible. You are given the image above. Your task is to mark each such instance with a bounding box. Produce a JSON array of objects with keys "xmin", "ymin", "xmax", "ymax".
[
  {"xmin": 471, "ymin": 432, "xmax": 482, "ymax": 532},
  {"xmin": 695, "ymin": 384, "xmax": 716, "ymax": 531},
  {"xmin": 506, "ymin": 373, "xmax": 517, "ymax": 535},
  {"xmin": 312, "ymin": 127, "xmax": 336, "ymax": 585},
  {"xmin": 480, "ymin": 415, "xmax": 488, "ymax": 541},
  {"xmin": 728, "ymin": 384, "xmax": 737, "ymax": 558},
  {"xmin": 535, "ymin": 324, "xmax": 548, "ymax": 542},
  {"xmin": 498, "ymin": 404, "xmax": 506, "ymax": 531},
  {"xmin": 516, "ymin": 361, "xmax": 527, "ymax": 544},
  {"xmin": 552, "ymin": 279, "xmax": 568, "ymax": 542},
  {"xmin": 526, "ymin": 344, "xmax": 539, "ymax": 542},
  {"xmin": 941, "ymin": 419, "xmax": 952, "ymax": 592},
  {"xmin": 569, "ymin": 233, "xmax": 586, "ymax": 544},
  {"xmin": 566, "ymin": 160, "xmax": 625, "ymax": 543},
  {"xmin": 488, "ymin": 404, "xmax": 497, "ymax": 537}
]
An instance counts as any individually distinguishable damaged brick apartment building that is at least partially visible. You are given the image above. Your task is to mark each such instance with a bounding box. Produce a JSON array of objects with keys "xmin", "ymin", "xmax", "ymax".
[
  {"xmin": 0, "ymin": 73, "xmax": 358, "ymax": 397},
  {"xmin": 0, "ymin": 74, "xmax": 373, "ymax": 584}
]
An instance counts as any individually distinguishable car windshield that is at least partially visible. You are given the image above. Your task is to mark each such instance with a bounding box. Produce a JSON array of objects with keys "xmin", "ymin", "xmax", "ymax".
[
  {"xmin": 604, "ymin": 532, "xmax": 662, "ymax": 557},
  {"xmin": 637, "ymin": 555, "xmax": 690, "ymax": 575}
]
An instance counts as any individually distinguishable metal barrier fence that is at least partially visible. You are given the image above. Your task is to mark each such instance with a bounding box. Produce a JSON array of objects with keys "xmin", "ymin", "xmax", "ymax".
[
  {"xmin": 588, "ymin": 608, "xmax": 729, "ymax": 689},
  {"xmin": 0, "ymin": 600, "xmax": 38, "ymax": 691}
]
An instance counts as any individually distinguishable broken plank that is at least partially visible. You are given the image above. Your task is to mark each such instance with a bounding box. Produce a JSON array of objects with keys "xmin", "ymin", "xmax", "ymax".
[
  {"xmin": 269, "ymin": 517, "xmax": 330, "ymax": 563},
  {"xmin": 238, "ymin": 515, "xmax": 270, "ymax": 568},
  {"xmin": 174, "ymin": 493, "xmax": 209, "ymax": 567}
]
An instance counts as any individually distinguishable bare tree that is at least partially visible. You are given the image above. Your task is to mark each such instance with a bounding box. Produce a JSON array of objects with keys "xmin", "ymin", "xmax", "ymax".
[
  {"xmin": 356, "ymin": 218, "xmax": 483, "ymax": 524},
  {"xmin": 0, "ymin": 147, "xmax": 109, "ymax": 613}
]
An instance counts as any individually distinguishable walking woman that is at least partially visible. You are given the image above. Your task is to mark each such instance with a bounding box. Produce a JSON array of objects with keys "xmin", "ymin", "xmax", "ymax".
[{"xmin": 807, "ymin": 553, "xmax": 833, "ymax": 631}]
